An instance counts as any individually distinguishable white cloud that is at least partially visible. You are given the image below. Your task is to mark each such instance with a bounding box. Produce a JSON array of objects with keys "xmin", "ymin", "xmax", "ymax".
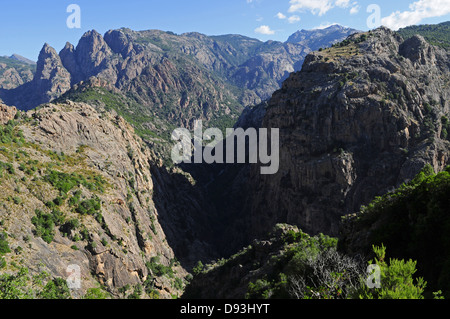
[
  {"xmin": 350, "ymin": 5, "xmax": 360, "ymax": 15},
  {"xmin": 382, "ymin": 0, "xmax": 450, "ymax": 30},
  {"xmin": 288, "ymin": 15, "xmax": 301, "ymax": 23},
  {"xmin": 276, "ymin": 12, "xmax": 301, "ymax": 24},
  {"xmin": 288, "ymin": 0, "xmax": 333, "ymax": 16},
  {"xmin": 255, "ymin": 25, "xmax": 276, "ymax": 35},
  {"xmin": 288, "ymin": 0, "xmax": 358, "ymax": 16},
  {"xmin": 276, "ymin": 12, "xmax": 287, "ymax": 19},
  {"xmin": 336, "ymin": 0, "xmax": 351, "ymax": 8}
]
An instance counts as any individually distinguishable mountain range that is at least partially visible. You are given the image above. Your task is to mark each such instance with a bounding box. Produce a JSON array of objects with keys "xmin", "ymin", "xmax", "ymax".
[
  {"xmin": 1, "ymin": 22, "xmax": 450, "ymax": 299},
  {"xmin": 0, "ymin": 25, "xmax": 358, "ymax": 148}
]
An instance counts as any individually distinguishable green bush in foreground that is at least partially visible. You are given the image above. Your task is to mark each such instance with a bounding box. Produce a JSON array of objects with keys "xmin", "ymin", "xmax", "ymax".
[
  {"xmin": 83, "ymin": 287, "xmax": 110, "ymax": 299},
  {"xmin": 352, "ymin": 245, "xmax": 427, "ymax": 299},
  {"xmin": 0, "ymin": 268, "xmax": 71, "ymax": 299},
  {"xmin": 347, "ymin": 165, "xmax": 450, "ymax": 297},
  {"xmin": 246, "ymin": 230, "xmax": 364, "ymax": 299},
  {"xmin": 38, "ymin": 278, "xmax": 71, "ymax": 299}
]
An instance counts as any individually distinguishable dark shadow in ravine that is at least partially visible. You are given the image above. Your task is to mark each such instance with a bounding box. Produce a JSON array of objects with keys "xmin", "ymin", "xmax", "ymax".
[
  {"xmin": 150, "ymin": 154, "xmax": 257, "ymax": 271},
  {"xmin": 150, "ymin": 162, "xmax": 222, "ymax": 270}
]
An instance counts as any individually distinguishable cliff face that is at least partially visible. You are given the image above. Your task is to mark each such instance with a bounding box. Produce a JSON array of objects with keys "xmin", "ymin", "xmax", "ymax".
[
  {"xmin": 214, "ymin": 27, "xmax": 450, "ymax": 249},
  {"xmin": 0, "ymin": 102, "xmax": 198, "ymax": 298}
]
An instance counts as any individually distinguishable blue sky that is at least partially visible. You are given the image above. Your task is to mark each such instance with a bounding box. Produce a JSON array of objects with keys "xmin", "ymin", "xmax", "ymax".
[{"xmin": 0, "ymin": 0, "xmax": 449, "ymax": 61}]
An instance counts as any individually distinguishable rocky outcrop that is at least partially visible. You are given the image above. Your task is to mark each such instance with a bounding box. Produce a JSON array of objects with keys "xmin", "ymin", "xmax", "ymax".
[{"xmin": 0, "ymin": 103, "xmax": 17, "ymax": 124}]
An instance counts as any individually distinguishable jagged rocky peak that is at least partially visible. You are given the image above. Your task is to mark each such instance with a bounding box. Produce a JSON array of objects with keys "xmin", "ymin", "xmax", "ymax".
[
  {"xmin": 74, "ymin": 30, "xmax": 115, "ymax": 79},
  {"xmin": 36, "ymin": 43, "xmax": 60, "ymax": 66},
  {"xmin": 2, "ymin": 25, "xmax": 369, "ymax": 113},
  {"xmin": 59, "ymin": 42, "xmax": 81, "ymax": 85},
  {"xmin": 104, "ymin": 29, "xmax": 134, "ymax": 58},
  {"xmin": 60, "ymin": 41, "xmax": 76, "ymax": 54},
  {"xmin": 33, "ymin": 43, "xmax": 71, "ymax": 105},
  {"xmin": 76, "ymin": 29, "xmax": 109, "ymax": 51}
]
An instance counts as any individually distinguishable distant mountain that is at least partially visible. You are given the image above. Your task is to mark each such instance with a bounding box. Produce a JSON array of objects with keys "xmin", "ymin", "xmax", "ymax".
[
  {"xmin": 8, "ymin": 54, "xmax": 36, "ymax": 65},
  {"xmin": 0, "ymin": 55, "xmax": 35, "ymax": 90},
  {"xmin": 287, "ymin": 24, "xmax": 360, "ymax": 50}
]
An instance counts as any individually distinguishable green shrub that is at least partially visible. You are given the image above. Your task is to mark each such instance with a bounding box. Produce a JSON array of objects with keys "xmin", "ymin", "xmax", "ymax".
[
  {"xmin": 44, "ymin": 170, "xmax": 106, "ymax": 195},
  {"xmin": 38, "ymin": 277, "xmax": 71, "ymax": 299},
  {"xmin": 147, "ymin": 256, "xmax": 174, "ymax": 278},
  {"xmin": 69, "ymin": 190, "xmax": 82, "ymax": 207},
  {"xmin": 51, "ymin": 209, "xmax": 65, "ymax": 226},
  {"xmin": 352, "ymin": 245, "xmax": 426, "ymax": 299},
  {"xmin": 31, "ymin": 209, "xmax": 57, "ymax": 244},
  {"xmin": 52, "ymin": 196, "xmax": 65, "ymax": 207},
  {"xmin": 0, "ymin": 232, "xmax": 11, "ymax": 255},
  {"xmin": 83, "ymin": 287, "xmax": 110, "ymax": 299},
  {"xmin": 0, "ymin": 267, "xmax": 74, "ymax": 299},
  {"xmin": 247, "ymin": 279, "xmax": 273, "ymax": 299},
  {"xmin": 244, "ymin": 228, "xmax": 364, "ymax": 300},
  {"xmin": 0, "ymin": 120, "xmax": 25, "ymax": 145},
  {"xmin": 75, "ymin": 196, "xmax": 101, "ymax": 215},
  {"xmin": 65, "ymin": 218, "xmax": 80, "ymax": 230},
  {"xmin": 173, "ymin": 277, "xmax": 184, "ymax": 290},
  {"xmin": 127, "ymin": 285, "xmax": 142, "ymax": 299},
  {"xmin": 12, "ymin": 196, "xmax": 22, "ymax": 205},
  {"xmin": 349, "ymin": 165, "xmax": 450, "ymax": 297},
  {"xmin": 0, "ymin": 268, "xmax": 34, "ymax": 299},
  {"xmin": 60, "ymin": 218, "xmax": 80, "ymax": 237},
  {"xmin": 192, "ymin": 261, "xmax": 204, "ymax": 276}
]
